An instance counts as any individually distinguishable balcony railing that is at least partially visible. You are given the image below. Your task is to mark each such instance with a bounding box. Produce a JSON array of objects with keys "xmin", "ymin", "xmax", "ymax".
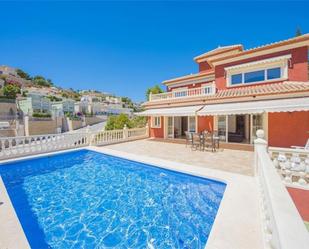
[{"xmin": 149, "ymin": 83, "xmax": 216, "ymax": 101}]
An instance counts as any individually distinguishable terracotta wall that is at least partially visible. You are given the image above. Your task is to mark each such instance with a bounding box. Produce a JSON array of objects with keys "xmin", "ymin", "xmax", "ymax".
[
  {"xmin": 199, "ymin": 61, "xmax": 213, "ymax": 73},
  {"xmin": 215, "ymin": 46, "xmax": 308, "ymax": 90},
  {"xmin": 268, "ymin": 111, "xmax": 309, "ymax": 147},
  {"xmin": 197, "ymin": 116, "xmax": 214, "ymax": 132},
  {"xmin": 149, "ymin": 117, "xmax": 164, "ymax": 138}
]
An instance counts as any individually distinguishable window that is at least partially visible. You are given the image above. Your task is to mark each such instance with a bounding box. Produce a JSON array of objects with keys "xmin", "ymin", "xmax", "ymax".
[
  {"xmin": 188, "ymin": 116, "xmax": 196, "ymax": 132},
  {"xmin": 231, "ymin": 74, "xmax": 242, "ymax": 85},
  {"xmin": 267, "ymin": 67, "xmax": 281, "ymax": 80},
  {"xmin": 230, "ymin": 67, "xmax": 283, "ymax": 86},
  {"xmin": 244, "ymin": 70, "xmax": 265, "ymax": 83},
  {"xmin": 151, "ymin": 116, "xmax": 161, "ymax": 128}
]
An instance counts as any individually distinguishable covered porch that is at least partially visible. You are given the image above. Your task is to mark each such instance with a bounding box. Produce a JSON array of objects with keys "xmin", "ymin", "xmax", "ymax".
[{"xmin": 140, "ymin": 97, "xmax": 309, "ymax": 148}]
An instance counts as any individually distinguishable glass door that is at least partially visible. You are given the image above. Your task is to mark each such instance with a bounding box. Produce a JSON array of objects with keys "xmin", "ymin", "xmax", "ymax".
[
  {"xmin": 218, "ymin": 115, "xmax": 227, "ymax": 142},
  {"xmin": 167, "ymin": 117, "xmax": 174, "ymax": 138},
  {"xmin": 188, "ymin": 116, "xmax": 196, "ymax": 133},
  {"xmin": 251, "ymin": 114, "xmax": 264, "ymax": 143}
]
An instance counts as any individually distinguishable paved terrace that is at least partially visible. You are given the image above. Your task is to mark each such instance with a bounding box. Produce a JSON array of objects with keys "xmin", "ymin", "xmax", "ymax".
[{"xmin": 104, "ymin": 139, "xmax": 254, "ymax": 176}]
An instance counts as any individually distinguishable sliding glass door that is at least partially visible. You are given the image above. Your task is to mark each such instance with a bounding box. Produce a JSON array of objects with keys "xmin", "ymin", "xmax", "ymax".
[
  {"xmin": 217, "ymin": 115, "xmax": 227, "ymax": 142},
  {"xmin": 167, "ymin": 117, "xmax": 174, "ymax": 138},
  {"xmin": 251, "ymin": 114, "xmax": 264, "ymax": 143},
  {"xmin": 188, "ymin": 116, "xmax": 196, "ymax": 133},
  {"xmin": 165, "ymin": 116, "xmax": 196, "ymax": 139}
]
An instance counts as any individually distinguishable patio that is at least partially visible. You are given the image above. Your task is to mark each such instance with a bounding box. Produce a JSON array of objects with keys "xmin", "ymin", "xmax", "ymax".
[{"xmin": 104, "ymin": 139, "xmax": 254, "ymax": 176}]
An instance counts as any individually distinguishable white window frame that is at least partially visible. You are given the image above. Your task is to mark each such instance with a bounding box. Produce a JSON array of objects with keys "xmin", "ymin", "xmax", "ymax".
[
  {"xmin": 188, "ymin": 116, "xmax": 196, "ymax": 133},
  {"xmin": 226, "ymin": 55, "xmax": 290, "ymax": 87},
  {"xmin": 151, "ymin": 116, "xmax": 161, "ymax": 128}
]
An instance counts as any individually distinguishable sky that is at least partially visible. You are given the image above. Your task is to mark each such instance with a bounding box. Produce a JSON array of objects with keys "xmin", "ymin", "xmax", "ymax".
[{"xmin": 1, "ymin": 1, "xmax": 309, "ymax": 102}]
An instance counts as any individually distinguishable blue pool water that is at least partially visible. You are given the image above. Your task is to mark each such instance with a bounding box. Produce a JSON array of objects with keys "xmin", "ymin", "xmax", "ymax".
[{"xmin": 0, "ymin": 150, "xmax": 226, "ymax": 249}]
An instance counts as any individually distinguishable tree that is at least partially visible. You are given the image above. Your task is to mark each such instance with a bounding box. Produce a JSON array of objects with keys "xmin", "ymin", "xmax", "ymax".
[
  {"xmin": 146, "ymin": 85, "xmax": 163, "ymax": 100},
  {"xmin": 16, "ymin": 69, "xmax": 31, "ymax": 80},
  {"xmin": 33, "ymin": 75, "xmax": 53, "ymax": 87},
  {"xmin": 105, "ymin": 114, "xmax": 132, "ymax": 130},
  {"xmin": 130, "ymin": 116, "xmax": 147, "ymax": 128},
  {"xmin": 121, "ymin": 96, "xmax": 134, "ymax": 109},
  {"xmin": 46, "ymin": 79, "xmax": 54, "ymax": 86},
  {"xmin": 295, "ymin": 27, "xmax": 302, "ymax": 37},
  {"xmin": 3, "ymin": 84, "xmax": 21, "ymax": 98}
]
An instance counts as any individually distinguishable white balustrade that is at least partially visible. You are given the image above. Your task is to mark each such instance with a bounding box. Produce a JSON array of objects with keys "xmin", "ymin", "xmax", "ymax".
[
  {"xmin": 0, "ymin": 126, "xmax": 149, "ymax": 161},
  {"xmin": 91, "ymin": 126, "xmax": 148, "ymax": 146},
  {"xmin": 150, "ymin": 83, "xmax": 216, "ymax": 101},
  {"xmin": 0, "ymin": 132, "xmax": 90, "ymax": 160},
  {"xmin": 254, "ymin": 130, "xmax": 309, "ymax": 249},
  {"xmin": 268, "ymin": 147, "xmax": 309, "ymax": 190}
]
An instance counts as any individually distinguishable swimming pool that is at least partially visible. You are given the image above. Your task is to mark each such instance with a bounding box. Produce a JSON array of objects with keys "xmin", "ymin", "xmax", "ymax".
[{"xmin": 0, "ymin": 149, "xmax": 226, "ymax": 248}]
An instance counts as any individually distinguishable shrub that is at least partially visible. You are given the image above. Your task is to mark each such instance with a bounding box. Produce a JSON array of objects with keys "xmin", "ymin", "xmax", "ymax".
[
  {"xmin": 32, "ymin": 112, "xmax": 51, "ymax": 118},
  {"xmin": 105, "ymin": 114, "xmax": 132, "ymax": 130},
  {"xmin": 105, "ymin": 114, "xmax": 147, "ymax": 130},
  {"xmin": 3, "ymin": 84, "xmax": 21, "ymax": 99},
  {"xmin": 130, "ymin": 116, "xmax": 147, "ymax": 128}
]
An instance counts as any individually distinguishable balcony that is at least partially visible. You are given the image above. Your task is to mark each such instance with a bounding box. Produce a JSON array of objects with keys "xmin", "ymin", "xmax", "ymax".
[{"xmin": 149, "ymin": 83, "xmax": 216, "ymax": 102}]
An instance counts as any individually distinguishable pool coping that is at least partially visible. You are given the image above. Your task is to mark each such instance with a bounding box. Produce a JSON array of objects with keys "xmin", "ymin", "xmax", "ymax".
[
  {"xmin": 0, "ymin": 146, "xmax": 263, "ymax": 249},
  {"xmin": 0, "ymin": 176, "xmax": 30, "ymax": 249}
]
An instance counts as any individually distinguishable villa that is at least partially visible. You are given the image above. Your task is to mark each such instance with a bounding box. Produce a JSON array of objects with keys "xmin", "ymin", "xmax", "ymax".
[
  {"xmin": 0, "ymin": 35, "xmax": 309, "ymax": 249},
  {"xmin": 140, "ymin": 34, "xmax": 309, "ymax": 149}
]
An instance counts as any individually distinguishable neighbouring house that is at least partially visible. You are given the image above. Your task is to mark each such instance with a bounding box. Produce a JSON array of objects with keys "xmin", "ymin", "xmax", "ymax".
[
  {"xmin": 17, "ymin": 93, "xmax": 75, "ymax": 117},
  {"xmin": 28, "ymin": 93, "xmax": 51, "ymax": 113},
  {"xmin": 76, "ymin": 94, "xmax": 133, "ymax": 116},
  {"xmin": 62, "ymin": 99, "xmax": 75, "ymax": 113},
  {"xmin": 139, "ymin": 34, "xmax": 309, "ymax": 148},
  {"xmin": 17, "ymin": 97, "xmax": 32, "ymax": 115}
]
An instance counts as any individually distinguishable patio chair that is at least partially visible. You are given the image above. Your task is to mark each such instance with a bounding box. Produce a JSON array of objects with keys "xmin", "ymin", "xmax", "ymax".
[
  {"xmin": 185, "ymin": 131, "xmax": 193, "ymax": 147},
  {"xmin": 203, "ymin": 132, "xmax": 215, "ymax": 152},
  {"xmin": 291, "ymin": 138, "xmax": 309, "ymax": 151},
  {"xmin": 212, "ymin": 130, "xmax": 220, "ymax": 151},
  {"xmin": 191, "ymin": 133, "xmax": 202, "ymax": 151}
]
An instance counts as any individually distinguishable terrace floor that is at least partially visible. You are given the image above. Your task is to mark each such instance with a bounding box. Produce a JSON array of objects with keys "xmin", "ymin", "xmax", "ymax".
[{"xmin": 104, "ymin": 139, "xmax": 254, "ymax": 176}]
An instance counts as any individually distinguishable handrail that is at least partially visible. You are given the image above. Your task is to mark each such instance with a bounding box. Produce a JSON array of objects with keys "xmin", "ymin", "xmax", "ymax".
[
  {"xmin": 149, "ymin": 83, "xmax": 216, "ymax": 101},
  {"xmin": 254, "ymin": 130, "xmax": 309, "ymax": 249}
]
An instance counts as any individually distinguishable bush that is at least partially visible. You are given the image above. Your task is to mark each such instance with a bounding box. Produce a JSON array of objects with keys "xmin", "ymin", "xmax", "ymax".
[
  {"xmin": 3, "ymin": 84, "xmax": 21, "ymax": 99},
  {"xmin": 146, "ymin": 85, "xmax": 163, "ymax": 100},
  {"xmin": 16, "ymin": 69, "xmax": 31, "ymax": 80},
  {"xmin": 65, "ymin": 112, "xmax": 81, "ymax": 120},
  {"xmin": 105, "ymin": 114, "xmax": 132, "ymax": 130},
  {"xmin": 130, "ymin": 116, "xmax": 147, "ymax": 128},
  {"xmin": 105, "ymin": 114, "xmax": 147, "ymax": 130},
  {"xmin": 32, "ymin": 112, "xmax": 51, "ymax": 118},
  {"xmin": 47, "ymin": 95, "xmax": 62, "ymax": 102}
]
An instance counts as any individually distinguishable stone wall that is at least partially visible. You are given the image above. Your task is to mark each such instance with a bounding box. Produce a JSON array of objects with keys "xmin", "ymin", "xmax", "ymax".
[
  {"xmin": 85, "ymin": 116, "xmax": 104, "ymax": 126},
  {"xmin": 0, "ymin": 129, "xmax": 16, "ymax": 137},
  {"xmin": 0, "ymin": 101, "xmax": 17, "ymax": 117},
  {"xmin": 72, "ymin": 120, "xmax": 83, "ymax": 130},
  {"xmin": 28, "ymin": 118, "xmax": 62, "ymax": 135}
]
